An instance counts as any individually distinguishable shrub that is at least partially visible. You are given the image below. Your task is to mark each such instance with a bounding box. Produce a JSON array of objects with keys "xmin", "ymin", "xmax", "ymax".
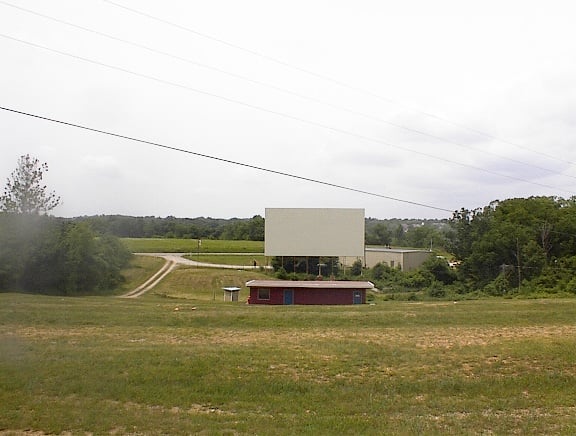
[
  {"xmin": 400, "ymin": 270, "xmax": 433, "ymax": 289},
  {"xmin": 276, "ymin": 267, "xmax": 288, "ymax": 280},
  {"xmin": 371, "ymin": 262, "xmax": 400, "ymax": 281},
  {"xmin": 483, "ymin": 274, "xmax": 510, "ymax": 296},
  {"xmin": 0, "ymin": 214, "xmax": 131, "ymax": 294},
  {"xmin": 428, "ymin": 287, "xmax": 446, "ymax": 298},
  {"xmin": 422, "ymin": 256, "xmax": 457, "ymax": 285},
  {"xmin": 349, "ymin": 259, "xmax": 363, "ymax": 276}
]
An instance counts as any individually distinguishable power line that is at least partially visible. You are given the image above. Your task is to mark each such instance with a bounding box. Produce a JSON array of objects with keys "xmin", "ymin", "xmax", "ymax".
[
  {"xmin": 103, "ymin": 0, "xmax": 576, "ymax": 168},
  {"xmin": 2, "ymin": 33, "xmax": 574, "ymax": 197},
  {"xmin": 0, "ymin": 105, "xmax": 455, "ymax": 213},
  {"xmin": 2, "ymin": 0, "xmax": 573, "ymax": 183}
]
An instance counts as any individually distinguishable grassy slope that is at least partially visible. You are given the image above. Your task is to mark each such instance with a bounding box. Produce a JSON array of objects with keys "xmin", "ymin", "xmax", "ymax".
[
  {"xmin": 121, "ymin": 252, "xmax": 271, "ymax": 301},
  {"xmin": 1, "ymin": 293, "xmax": 575, "ymax": 435},
  {"xmin": 151, "ymin": 266, "xmax": 269, "ymax": 301},
  {"xmin": 116, "ymin": 255, "xmax": 166, "ymax": 295}
]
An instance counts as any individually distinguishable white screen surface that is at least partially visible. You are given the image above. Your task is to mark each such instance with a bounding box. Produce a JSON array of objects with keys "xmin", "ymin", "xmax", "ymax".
[{"xmin": 265, "ymin": 208, "xmax": 365, "ymax": 256}]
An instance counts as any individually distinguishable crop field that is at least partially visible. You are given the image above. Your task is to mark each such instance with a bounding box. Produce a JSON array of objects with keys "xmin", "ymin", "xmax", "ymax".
[{"xmin": 2, "ymin": 272, "xmax": 576, "ymax": 436}]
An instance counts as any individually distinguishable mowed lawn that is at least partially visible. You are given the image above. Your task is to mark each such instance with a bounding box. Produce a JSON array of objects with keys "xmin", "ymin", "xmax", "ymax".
[
  {"xmin": 1, "ymin": 293, "xmax": 576, "ymax": 435},
  {"xmin": 122, "ymin": 238, "xmax": 264, "ymax": 254}
]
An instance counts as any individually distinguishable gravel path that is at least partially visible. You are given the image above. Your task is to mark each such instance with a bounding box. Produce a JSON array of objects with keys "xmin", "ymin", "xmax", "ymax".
[{"xmin": 121, "ymin": 253, "xmax": 266, "ymax": 298}]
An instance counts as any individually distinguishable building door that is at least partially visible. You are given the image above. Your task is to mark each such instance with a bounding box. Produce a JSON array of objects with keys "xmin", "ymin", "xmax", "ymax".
[
  {"xmin": 284, "ymin": 289, "xmax": 294, "ymax": 305},
  {"xmin": 353, "ymin": 290, "xmax": 362, "ymax": 304}
]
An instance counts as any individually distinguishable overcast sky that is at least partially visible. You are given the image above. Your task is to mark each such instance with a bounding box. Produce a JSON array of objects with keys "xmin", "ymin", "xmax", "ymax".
[{"xmin": 2, "ymin": 0, "xmax": 576, "ymax": 220}]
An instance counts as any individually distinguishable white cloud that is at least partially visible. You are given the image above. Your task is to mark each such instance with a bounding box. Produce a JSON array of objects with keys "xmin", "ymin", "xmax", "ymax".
[{"xmin": 81, "ymin": 155, "xmax": 122, "ymax": 178}]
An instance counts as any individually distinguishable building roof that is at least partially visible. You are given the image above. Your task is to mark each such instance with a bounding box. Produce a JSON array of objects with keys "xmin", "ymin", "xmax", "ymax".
[
  {"xmin": 365, "ymin": 247, "xmax": 430, "ymax": 253},
  {"xmin": 245, "ymin": 280, "xmax": 374, "ymax": 289},
  {"xmin": 222, "ymin": 287, "xmax": 241, "ymax": 292}
]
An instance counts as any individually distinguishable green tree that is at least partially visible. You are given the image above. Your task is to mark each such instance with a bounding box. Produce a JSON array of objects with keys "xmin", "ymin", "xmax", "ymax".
[
  {"xmin": 60, "ymin": 222, "xmax": 100, "ymax": 293},
  {"xmin": 350, "ymin": 259, "xmax": 363, "ymax": 276},
  {"xmin": 421, "ymin": 255, "xmax": 457, "ymax": 285},
  {"xmin": 0, "ymin": 154, "xmax": 131, "ymax": 294},
  {"xmin": 247, "ymin": 215, "xmax": 265, "ymax": 241},
  {"xmin": 9, "ymin": 219, "xmax": 132, "ymax": 294},
  {"xmin": 404, "ymin": 225, "xmax": 445, "ymax": 249},
  {"xmin": 0, "ymin": 154, "xmax": 60, "ymax": 214},
  {"xmin": 448, "ymin": 197, "xmax": 576, "ymax": 292},
  {"xmin": 0, "ymin": 213, "xmax": 51, "ymax": 289},
  {"xmin": 393, "ymin": 224, "xmax": 405, "ymax": 245},
  {"xmin": 370, "ymin": 262, "xmax": 400, "ymax": 281},
  {"xmin": 221, "ymin": 215, "xmax": 265, "ymax": 241},
  {"xmin": 366, "ymin": 222, "xmax": 392, "ymax": 246},
  {"xmin": 448, "ymin": 206, "xmax": 492, "ymax": 260}
]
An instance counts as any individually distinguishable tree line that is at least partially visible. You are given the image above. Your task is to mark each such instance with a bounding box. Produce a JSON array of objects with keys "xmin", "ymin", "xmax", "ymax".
[
  {"xmin": 345, "ymin": 196, "xmax": 576, "ymax": 298},
  {"xmin": 76, "ymin": 214, "xmax": 266, "ymax": 240},
  {"xmin": 448, "ymin": 196, "xmax": 576, "ymax": 295},
  {"xmin": 76, "ymin": 214, "xmax": 448, "ymax": 245},
  {"xmin": 365, "ymin": 217, "xmax": 449, "ymax": 248},
  {"xmin": 0, "ymin": 214, "xmax": 132, "ymax": 294},
  {"xmin": 0, "ymin": 155, "xmax": 131, "ymax": 295}
]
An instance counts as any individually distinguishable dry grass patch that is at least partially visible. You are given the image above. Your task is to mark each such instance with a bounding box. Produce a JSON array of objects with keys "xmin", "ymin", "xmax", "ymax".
[{"xmin": 8, "ymin": 323, "xmax": 576, "ymax": 356}]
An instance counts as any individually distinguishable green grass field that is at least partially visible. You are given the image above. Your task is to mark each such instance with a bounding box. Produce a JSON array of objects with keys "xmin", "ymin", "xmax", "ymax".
[
  {"xmin": 2, "ymin": 272, "xmax": 576, "ymax": 435},
  {"xmin": 183, "ymin": 254, "xmax": 268, "ymax": 267},
  {"xmin": 122, "ymin": 238, "xmax": 264, "ymax": 254}
]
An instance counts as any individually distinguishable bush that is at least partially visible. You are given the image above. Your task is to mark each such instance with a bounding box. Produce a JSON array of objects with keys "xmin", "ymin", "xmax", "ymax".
[
  {"xmin": 428, "ymin": 287, "xmax": 446, "ymax": 298},
  {"xmin": 483, "ymin": 274, "xmax": 510, "ymax": 296},
  {"xmin": 276, "ymin": 267, "xmax": 288, "ymax": 280},
  {"xmin": 371, "ymin": 262, "xmax": 400, "ymax": 281},
  {"xmin": 0, "ymin": 214, "xmax": 132, "ymax": 294},
  {"xmin": 422, "ymin": 256, "xmax": 457, "ymax": 285},
  {"xmin": 350, "ymin": 259, "xmax": 363, "ymax": 276},
  {"xmin": 400, "ymin": 270, "xmax": 433, "ymax": 289}
]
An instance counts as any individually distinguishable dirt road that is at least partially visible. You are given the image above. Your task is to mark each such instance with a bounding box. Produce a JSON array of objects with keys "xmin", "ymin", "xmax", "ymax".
[{"xmin": 120, "ymin": 253, "xmax": 265, "ymax": 298}]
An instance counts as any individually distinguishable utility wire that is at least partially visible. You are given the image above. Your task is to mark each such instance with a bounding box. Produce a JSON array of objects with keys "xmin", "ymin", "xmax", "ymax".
[
  {"xmin": 0, "ymin": 105, "xmax": 455, "ymax": 213},
  {"xmin": 2, "ymin": 0, "xmax": 573, "ymax": 182},
  {"xmin": 2, "ymin": 33, "xmax": 574, "ymax": 197},
  {"xmin": 103, "ymin": 0, "xmax": 576, "ymax": 168}
]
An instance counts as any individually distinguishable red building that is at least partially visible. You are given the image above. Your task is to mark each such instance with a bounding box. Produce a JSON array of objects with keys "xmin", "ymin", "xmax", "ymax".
[{"xmin": 246, "ymin": 280, "xmax": 374, "ymax": 305}]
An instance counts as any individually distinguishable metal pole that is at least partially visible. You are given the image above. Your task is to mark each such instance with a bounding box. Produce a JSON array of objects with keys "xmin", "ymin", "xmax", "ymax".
[{"xmin": 517, "ymin": 238, "xmax": 521, "ymax": 293}]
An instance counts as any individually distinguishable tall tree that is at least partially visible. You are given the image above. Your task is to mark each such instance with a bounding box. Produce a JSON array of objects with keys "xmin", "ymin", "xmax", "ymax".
[
  {"xmin": 448, "ymin": 197, "xmax": 576, "ymax": 292},
  {"xmin": 0, "ymin": 154, "xmax": 60, "ymax": 214},
  {"xmin": 366, "ymin": 222, "xmax": 392, "ymax": 246}
]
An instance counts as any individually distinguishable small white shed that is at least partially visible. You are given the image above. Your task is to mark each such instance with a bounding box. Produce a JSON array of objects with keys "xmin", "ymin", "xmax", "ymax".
[{"xmin": 222, "ymin": 286, "xmax": 241, "ymax": 302}]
